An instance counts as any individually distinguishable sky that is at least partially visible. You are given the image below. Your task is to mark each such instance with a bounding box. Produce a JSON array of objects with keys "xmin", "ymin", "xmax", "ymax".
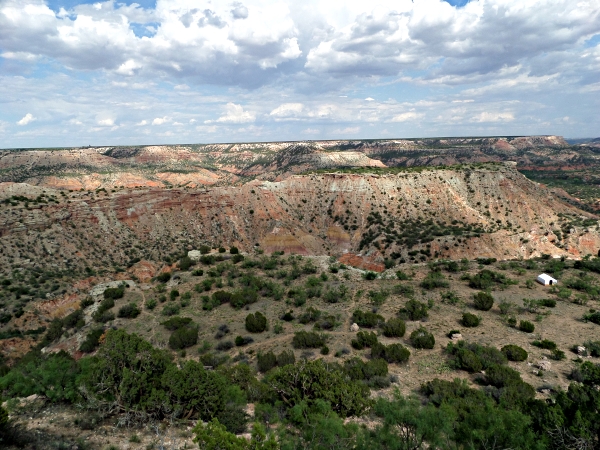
[{"xmin": 0, "ymin": 0, "xmax": 599, "ymax": 148}]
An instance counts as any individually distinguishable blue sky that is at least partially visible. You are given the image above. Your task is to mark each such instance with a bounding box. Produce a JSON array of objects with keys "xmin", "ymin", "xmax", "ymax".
[{"xmin": 1, "ymin": 0, "xmax": 599, "ymax": 148}]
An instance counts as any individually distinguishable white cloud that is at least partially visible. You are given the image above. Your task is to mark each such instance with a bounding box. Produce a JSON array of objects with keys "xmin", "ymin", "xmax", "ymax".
[
  {"xmin": 270, "ymin": 103, "xmax": 304, "ymax": 118},
  {"xmin": 390, "ymin": 112, "xmax": 423, "ymax": 122},
  {"xmin": 0, "ymin": 0, "xmax": 599, "ymax": 146},
  {"xmin": 97, "ymin": 118, "xmax": 115, "ymax": 126},
  {"xmin": 17, "ymin": 113, "xmax": 34, "ymax": 125},
  {"xmin": 473, "ymin": 112, "xmax": 515, "ymax": 123},
  {"xmin": 152, "ymin": 117, "xmax": 169, "ymax": 125},
  {"xmin": 205, "ymin": 103, "xmax": 256, "ymax": 124},
  {"xmin": 333, "ymin": 126, "xmax": 360, "ymax": 134}
]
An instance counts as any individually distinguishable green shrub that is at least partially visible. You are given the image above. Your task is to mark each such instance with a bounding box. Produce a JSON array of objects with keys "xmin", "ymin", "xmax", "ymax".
[
  {"xmin": 466, "ymin": 269, "xmax": 514, "ymax": 290},
  {"xmin": 473, "ymin": 291, "xmax": 494, "ymax": 311},
  {"xmin": 420, "ymin": 271, "xmax": 449, "ymax": 290},
  {"xmin": 461, "ymin": 312, "xmax": 480, "ymax": 327},
  {"xmin": 398, "ymin": 299, "xmax": 429, "ymax": 321},
  {"xmin": 169, "ymin": 325, "xmax": 199, "ymax": 350},
  {"xmin": 476, "ymin": 257, "xmax": 497, "ymax": 265},
  {"xmin": 161, "ymin": 316, "xmax": 193, "ymax": 330},
  {"xmin": 169, "ymin": 289, "xmax": 180, "ymax": 301},
  {"xmin": 234, "ymin": 336, "xmax": 253, "ymax": 346},
  {"xmin": 245, "ymin": 312, "xmax": 268, "ymax": 333},
  {"xmin": 392, "ymin": 283, "xmax": 415, "ymax": 297},
  {"xmin": 192, "ymin": 269, "xmax": 204, "ymax": 276},
  {"xmin": 117, "ymin": 303, "xmax": 140, "ymax": 319},
  {"xmin": 368, "ymin": 289, "xmax": 389, "ymax": 306},
  {"xmin": 485, "ymin": 364, "xmax": 522, "ymax": 388},
  {"xmin": 351, "ymin": 331, "xmax": 378, "ymax": 350},
  {"xmin": 363, "ymin": 271, "xmax": 378, "ymax": 280},
  {"xmin": 230, "ymin": 246, "xmax": 239, "ymax": 254},
  {"xmin": 440, "ymin": 291, "xmax": 460, "ymax": 305},
  {"xmin": 257, "ymin": 351, "xmax": 277, "ymax": 373},
  {"xmin": 277, "ymin": 350, "xmax": 295, "ymax": 367},
  {"xmin": 583, "ymin": 311, "xmax": 600, "ymax": 325},
  {"xmin": 320, "ymin": 345, "xmax": 330, "ymax": 355},
  {"xmin": 156, "ymin": 272, "xmax": 171, "ymax": 283},
  {"xmin": 382, "ymin": 318, "xmax": 406, "ymax": 338},
  {"xmin": 518, "ymin": 320, "xmax": 535, "ymax": 333},
  {"xmin": 584, "ymin": 340, "xmax": 600, "ymax": 357},
  {"xmin": 344, "ymin": 357, "xmax": 388, "ymax": 381},
  {"xmin": 395, "ymin": 270, "xmax": 410, "ymax": 280},
  {"xmin": 501, "ymin": 345, "xmax": 528, "ymax": 362},
  {"xmin": 299, "ymin": 307, "xmax": 321, "ymax": 324},
  {"xmin": 371, "ymin": 342, "xmax": 410, "ymax": 364},
  {"xmin": 351, "ymin": 310, "xmax": 384, "ymax": 328},
  {"xmin": 292, "ymin": 331, "xmax": 326, "ymax": 349},
  {"xmin": 532, "ymin": 339, "xmax": 557, "ymax": 350},
  {"xmin": 212, "ymin": 290, "xmax": 233, "ymax": 304},
  {"xmin": 230, "ymin": 287, "xmax": 258, "ymax": 309},
  {"xmin": 267, "ymin": 359, "xmax": 371, "ymax": 417},
  {"xmin": 447, "ymin": 341, "xmax": 507, "ymax": 372},
  {"xmin": 104, "ymin": 286, "xmax": 125, "ymax": 300},
  {"xmin": 79, "ymin": 328, "xmax": 104, "ymax": 353},
  {"xmin": 162, "ymin": 303, "xmax": 181, "ymax": 316},
  {"xmin": 410, "ymin": 327, "xmax": 435, "ymax": 349},
  {"xmin": 539, "ymin": 299, "xmax": 556, "ymax": 307},
  {"xmin": 145, "ymin": 298, "xmax": 157, "ymax": 310},
  {"xmin": 550, "ymin": 349, "xmax": 566, "ymax": 360},
  {"xmin": 179, "ymin": 256, "xmax": 194, "ymax": 271}
]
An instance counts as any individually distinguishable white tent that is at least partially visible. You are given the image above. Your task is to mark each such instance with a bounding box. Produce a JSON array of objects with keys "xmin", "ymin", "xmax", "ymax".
[{"xmin": 536, "ymin": 273, "xmax": 557, "ymax": 286}]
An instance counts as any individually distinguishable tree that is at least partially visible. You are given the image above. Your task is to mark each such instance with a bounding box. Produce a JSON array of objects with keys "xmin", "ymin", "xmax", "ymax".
[
  {"xmin": 267, "ymin": 360, "xmax": 371, "ymax": 418},
  {"xmin": 245, "ymin": 312, "xmax": 268, "ymax": 333}
]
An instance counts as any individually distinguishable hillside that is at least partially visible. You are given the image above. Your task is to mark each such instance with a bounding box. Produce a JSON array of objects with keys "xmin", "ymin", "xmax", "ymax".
[{"xmin": 0, "ymin": 140, "xmax": 599, "ymax": 449}]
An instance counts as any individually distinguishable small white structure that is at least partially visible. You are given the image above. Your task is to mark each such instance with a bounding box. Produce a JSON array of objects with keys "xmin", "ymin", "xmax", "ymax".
[{"xmin": 536, "ymin": 273, "xmax": 557, "ymax": 286}]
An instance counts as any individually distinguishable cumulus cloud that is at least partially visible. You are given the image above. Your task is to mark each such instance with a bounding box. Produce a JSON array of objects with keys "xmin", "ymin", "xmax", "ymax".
[
  {"xmin": 152, "ymin": 117, "xmax": 169, "ymax": 125},
  {"xmin": 270, "ymin": 103, "xmax": 304, "ymax": 118},
  {"xmin": 97, "ymin": 118, "xmax": 115, "ymax": 126},
  {"xmin": 231, "ymin": 3, "xmax": 249, "ymax": 19},
  {"xmin": 390, "ymin": 112, "xmax": 424, "ymax": 122},
  {"xmin": 0, "ymin": 0, "xmax": 599, "ymax": 146},
  {"xmin": 205, "ymin": 103, "xmax": 256, "ymax": 124},
  {"xmin": 17, "ymin": 113, "xmax": 34, "ymax": 125}
]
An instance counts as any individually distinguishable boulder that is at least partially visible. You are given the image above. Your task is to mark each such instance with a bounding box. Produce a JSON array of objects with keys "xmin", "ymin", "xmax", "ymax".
[
  {"xmin": 350, "ymin": 323, "xmax": 359, "ymax": 332},
  {"xmin": 188, "ymin": 250, "xmax": 202, "ymax": 261}
]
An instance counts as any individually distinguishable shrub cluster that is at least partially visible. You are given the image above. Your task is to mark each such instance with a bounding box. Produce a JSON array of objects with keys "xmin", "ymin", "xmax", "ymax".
[
  {"xmin": 473, "ymin": 292, "xmax": 494, "ymax": 311},
  {"xmin": 92, "ymin": 297, "xmax": 115, "ymax": 323},
  {"xmin": 257, "ymin": 350, "xmax": 296, "ymax": 373},
  {"xmin": 245, "ymin": 312, "xmax": 268, "ymax": 333},
  {"xmin": 162, "ymin": 317, "xmax": 199, "ymax": 350},
  {"xmin": 501, "ymin": 345, "xmax": 528, "ymax": 362},
  {"xmin": 532, "ymin": 339, "xmax": 557, "ymax": 350},
  {"xmin": 398, "ymin": 299, "xmax": 429, "ymax": 321},
  {"xmin": 292, "ymin": 331, "xmax": 326, "ymax": 349},
  {"xmin": 352, "ymin": 309, "xmax": 384, "ymax": 328},
  {"xmin": 344, "ymin": 357, "xmax": 388, "ymax": 383},
  {"xmin": 103, "ymin": 286, "xmax": 125, "ymax": 300},
  {"xmin": 446, "ymin": 341, "xmax": 507, "ymax": 373},
  {"xmin": 351, "ymin": 331, "xmax": 378, "ymax": 350},
  {"xmin": 371, "ymin": 342, "xmax": 410, "ymax": 363},
  {"xmin": 420, "ymin": 271, "xmax": 450, "ymax": 290},
  {"xmin": 461, "ymin": 312, "xmax": 480, "ymax": 327},
  {"xmin": 465, "ymin": 270, "xmax": 515, "ymax": 290},
  {"xmin": 117, "ymin": 303, "xmax": 140, "ymax": 319},
  {"xmin": 381, "ymin": 318, "xmax": 406, "ymax": 338},
  {"xmin": 518, "ymin": 320, "xmax": 535, "ymax": 333},
  {"xmin": 410, "ymin": 327, "xmax": 435, "ymax": 349}
]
